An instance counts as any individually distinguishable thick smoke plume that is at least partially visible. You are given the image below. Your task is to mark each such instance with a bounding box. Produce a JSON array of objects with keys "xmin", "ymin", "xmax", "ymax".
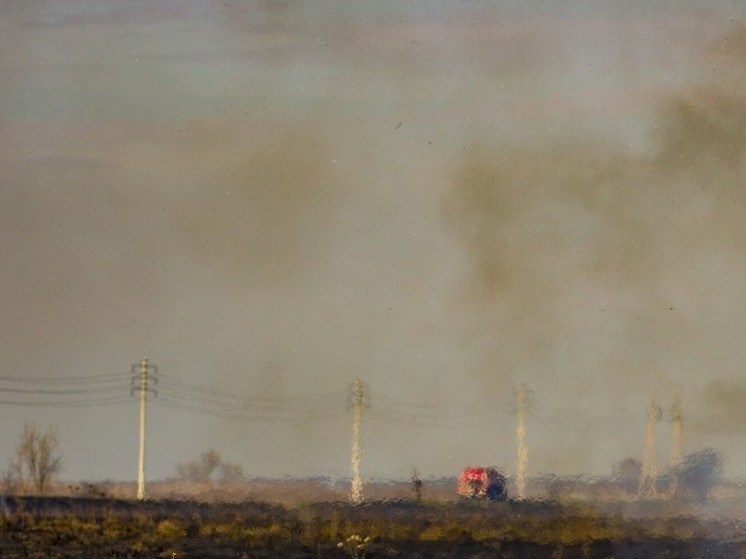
[
  {"xmin": 441, "ymin": 25, "xmax": 746, "ymax": 471},
  {"xmin": 2, "ymin": 2, "xmax": 746, "ymax": 481}
]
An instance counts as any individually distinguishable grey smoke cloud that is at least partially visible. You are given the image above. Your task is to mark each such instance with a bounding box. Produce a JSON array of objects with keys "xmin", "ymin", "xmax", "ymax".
[
  {"xmin": 693, "ymin": 379, "xmax": 746, "ymax": 436},
  {"xmin": 1, "ymin": 1, "xmax": 746, "ymax": 482},
  {"xmin": 167, "ymin": 123, "xmax": 338, "ymax": 288},
  {"xmin": 440, "ymin": 24, "xmax": 746, "ymax": 473}
]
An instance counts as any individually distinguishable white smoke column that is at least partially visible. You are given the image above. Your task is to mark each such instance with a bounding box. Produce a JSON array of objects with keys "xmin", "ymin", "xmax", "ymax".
[
  {"xmin": 668, "ymin": 389, "xmax": 683, "ymax": 497},
  {"xmin": 349, "ymin": 379, "xmax": 366, "ymax": 505},
  {"xmin": 515, "ymin": 383, "xmax": 528, "ymax": 500},
  {"xmin": 638, "ymin": 397, "xmax": 660, "ymax": 498}
]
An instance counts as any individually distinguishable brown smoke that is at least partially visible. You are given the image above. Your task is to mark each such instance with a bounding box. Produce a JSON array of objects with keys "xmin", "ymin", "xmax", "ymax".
[
  {"xmin": 168, "ymin": 121, "xmax": 338, "ymax": 289},
  {"xmin": 441, "ymin": 25, "xmax": 746, "ymax": 373},
  {"xmin": 690, "ymin": 379, "xmax": 746, "ymax": 436},
  {"xmin": 439, "ymin": 25, "xmax": 746, "ymax": 477},
  {"xmin": 3, "ymin": 2, "xmax": 746, "ymax": 481}
]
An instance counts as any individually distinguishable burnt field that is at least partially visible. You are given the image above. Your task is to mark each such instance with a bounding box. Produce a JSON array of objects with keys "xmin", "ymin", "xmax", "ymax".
[{"xmin": 2, "ymin": 495, "xmax": 746, "ymax": 559}]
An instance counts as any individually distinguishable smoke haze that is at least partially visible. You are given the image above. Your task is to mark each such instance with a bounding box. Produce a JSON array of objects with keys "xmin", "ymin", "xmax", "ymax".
[{"xmin": 1, "ymin": 1, "xmax": 746, "ymax": 483}]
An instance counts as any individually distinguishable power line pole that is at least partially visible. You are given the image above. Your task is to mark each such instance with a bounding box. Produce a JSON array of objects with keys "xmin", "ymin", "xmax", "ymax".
[
  {"xmin": 131, "ymin": 358, "xmax": 157, "ymax": 501},
  {"xmin": 668, "ymin": 389, "xmax": 683, "ymax": 497},
  {"xmin": 515, "ymin": 383, "xmax": 529, "ymax": 500},
  {"xmin": 638, "ymin": 397, "xmax": 660, "ymax": 499},
  {"xmin": 348, "ymin": 378, "xmax": 368, "ymax": 505}
]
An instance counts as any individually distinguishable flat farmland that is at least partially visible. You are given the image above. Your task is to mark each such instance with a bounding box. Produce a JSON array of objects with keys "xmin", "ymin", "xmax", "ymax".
[{"xmin": 2, "ymin": 493, "xmax": 746, "ymax": 558}]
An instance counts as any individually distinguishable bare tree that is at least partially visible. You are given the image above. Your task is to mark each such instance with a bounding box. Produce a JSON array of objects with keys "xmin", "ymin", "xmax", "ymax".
[
  {"xmin": 611, "ymin": 457, "xmax": 643, "ymax": 496},
  {"xmin": 10, "ymin": 423, "xmax": 62, "ymax": 495},
  {"xmin": 674, "ymin": 448, "xmax": 722, "ymax": 502},
  {"xmin": 177, "ymin": 449, "xmax": 245, "ymax": 483},
  {"xmin": 177, "ymin": 450, "xmax": 217, "ymax": 483}
]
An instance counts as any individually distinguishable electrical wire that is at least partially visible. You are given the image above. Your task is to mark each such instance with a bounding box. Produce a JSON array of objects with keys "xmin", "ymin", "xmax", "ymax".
[
  {"xmin": 0, "ymin": 396, "xmax": 134, "ymax": 408},
  {"xmin": 0, "ymin": 385, "xmax": 132, "ymax": 395},
  {"xmin": 153, "ymin": 385, "xmax": 347, "ymax": 421},
  {"xmin": 155, "ymin": 373, "xmax": 346, "ymax": 417},
  {"xmin": 367, "ymin": 387, "xmax": 493, "ymax": 425},
  {"xmin": 4, "ymin": 371, "xmax": 633, "ymax": 428},
  {"xmin": 0, "ymin": 372, "xmax": 135, "ymax": 408},
  {"xmin": 152, "ymin": 392, "xmax": 347, "ymax": 421},
  {"xmin": 0, "ymin": 372, "xmax": 128, "ymax": 385}
]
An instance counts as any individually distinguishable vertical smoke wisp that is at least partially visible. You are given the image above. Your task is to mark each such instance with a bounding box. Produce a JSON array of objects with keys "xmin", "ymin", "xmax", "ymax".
[
  {"xmin": 515, "ymin": 383, "xmax": 528, "ymax": 500},
  {"xmin": 638, "ymin": 397, "xmax": 660, "ymax": 498}
]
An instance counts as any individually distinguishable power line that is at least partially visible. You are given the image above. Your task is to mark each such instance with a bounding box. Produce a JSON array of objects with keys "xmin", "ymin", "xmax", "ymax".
[
  {"xmin": 366, "ymin": 388, "xmax": 490, "ymax": 426},
  {"xmin": 0, "ymin": 385, "xmax": 131, "ymax": 395},
  {"xmin": 152, "ymin": 390, "xmax": 347, "ymax": 421},
  {"xmin": 0, "ymin": 372, "xmax": 127, "ymax": 385},
  {"xmin": 154, "ymin": 373, "xmax": 347, "ymax": 420},
  {"xmin": 158, "ymin": 373, "xmax": 343, "ymax": 407},
  {"xmin": 367, "ymin": 407, "xmax": 475, "ymax": 428},
  {"xmin": 0, "ymin": 370, "xmax": 641, "ymax": 429},
  {"xmin": 0, "ymin": 371, "xmax": 132, "ymax": 409},
  {"xmin": 0, "ymin": 396, "xmax": 133, "ymax": 408},
  {"xmin": 0, "ymin": 369, "xmax": 345, "ymax": 419},
  {"xmin": 0, "ymin": 371, "xmax": 497, "ymax": 424}
]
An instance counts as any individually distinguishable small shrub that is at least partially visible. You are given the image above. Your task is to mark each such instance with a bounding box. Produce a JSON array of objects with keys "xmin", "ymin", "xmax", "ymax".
[
  {"xmin": 419, "ymin": 525, "xmax": 444, "ymax": 541},
  {"xmin": 156, "ymin": 519, "xmax": 186, "ymax": 540}
]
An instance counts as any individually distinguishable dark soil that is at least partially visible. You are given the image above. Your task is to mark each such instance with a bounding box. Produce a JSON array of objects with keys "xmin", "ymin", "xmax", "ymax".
[{"xmin": 0, "ymin": 496, "xmax": 744, "ymax": 558}]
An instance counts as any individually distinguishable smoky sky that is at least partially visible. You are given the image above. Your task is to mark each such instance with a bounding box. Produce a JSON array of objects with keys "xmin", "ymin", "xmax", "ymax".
[{"xmin": 1, "ymin": 1, "xmax": 746, "ymax": 483}]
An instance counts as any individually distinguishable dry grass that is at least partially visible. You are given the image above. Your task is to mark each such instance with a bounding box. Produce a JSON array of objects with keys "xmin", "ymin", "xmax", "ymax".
[
  {"xmin": 3, "ymin": 477, "xmax": 746, "ymax": 557},
  {"xmin": 1, "ymin": 493, "xmax": 746, "ymax": 558},
  {"xmin": 1, "ymin": 496, "xmax": 745, "ymax": 558}
]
